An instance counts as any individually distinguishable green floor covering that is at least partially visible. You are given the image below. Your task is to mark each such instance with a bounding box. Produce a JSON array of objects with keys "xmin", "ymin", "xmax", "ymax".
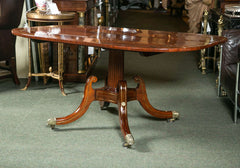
[{"xmin": 0, "ymin": 9, "xmax": 240, "ymax": 168}]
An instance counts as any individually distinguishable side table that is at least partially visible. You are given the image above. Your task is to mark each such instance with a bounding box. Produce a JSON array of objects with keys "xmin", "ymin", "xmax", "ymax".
[{"xmin": 23, "ymin": 11, "xmax": 75, "ymax": 96}]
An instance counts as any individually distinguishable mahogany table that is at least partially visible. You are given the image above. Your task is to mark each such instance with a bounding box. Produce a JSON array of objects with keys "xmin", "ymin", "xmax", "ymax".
[{"xmin": 12, "ymin": 25, "xmax": 227, "ymax": 147}]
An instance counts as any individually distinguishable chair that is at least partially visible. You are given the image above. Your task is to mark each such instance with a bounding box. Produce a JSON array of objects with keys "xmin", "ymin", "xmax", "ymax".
[
  {"xmin": 218, "ymin": 29, "xmax": 240, "ymax": 123},
  {"xmin": 0, "ymin": 0, "xmax": 24, "ymax": 84}
]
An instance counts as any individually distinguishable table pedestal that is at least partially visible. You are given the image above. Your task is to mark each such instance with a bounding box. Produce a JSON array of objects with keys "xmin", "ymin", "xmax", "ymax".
[{"xmin": 47, "ymin": 49, "xmax": 179, "ymax": 147}]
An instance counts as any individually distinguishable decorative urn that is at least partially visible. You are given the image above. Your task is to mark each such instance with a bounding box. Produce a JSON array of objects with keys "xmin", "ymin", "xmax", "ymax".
[{"xmin": 35, "ymin": 0, "xmax": 47, "ymax": 12}]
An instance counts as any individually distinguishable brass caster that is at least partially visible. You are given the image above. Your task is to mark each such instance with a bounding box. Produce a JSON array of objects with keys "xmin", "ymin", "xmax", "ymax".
[
  {"xmin": 123, "ymin": 134, "xmax": 134, "ymax": 148},
  {"xmin": 47, "ymin": 118, "xmax": 56, "ymax": 129},
  {"xmin": 221, "ymin": 91, "xmax": 227, "ymax": 96},
  {"xmin": 167, "ymin": 111, "xmax": 179, "ymax": 122},
  {"xmin": 21, "ymin": 86, "xmax": 28, "ymax": 91},
  {"xmin": 221, "ymin": 87, "xmax": 227, "ymax": 96},
  {"xmin": 201, "ymin": 69, "xmax": 206, "ymax": 75},
  {"xmin": 61, "ymin": 91, "xmax": 67, "ymax": 96}
]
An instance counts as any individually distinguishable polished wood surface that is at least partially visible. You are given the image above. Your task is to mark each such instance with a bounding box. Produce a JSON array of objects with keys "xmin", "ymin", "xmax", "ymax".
[
  {"xmin": 12, "ymin": 25, "xmax": 227, "ymax": 147},
  {"xmin": 12, "ymin": 25, "xmax": 227, "ymax": 53}
]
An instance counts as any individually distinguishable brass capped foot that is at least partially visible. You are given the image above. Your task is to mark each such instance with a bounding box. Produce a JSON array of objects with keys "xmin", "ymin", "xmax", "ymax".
[
  {"xmin": 123, "ymin": 134, "xmax": 134, "ymax": 147},
  {"xmin": 21, "ymin": 86, "xmax": 28, "ymax": 91},
  {"xmin": 167, "ymin": 111, "xmax": 179, "ymax": 122},
  {"xmin": 61, "ymin": 90, "xmax": 67, "ymax": 96},
  {"xmin": 47, "ymin": 118, "xmax": 56, "ymax": 129}
]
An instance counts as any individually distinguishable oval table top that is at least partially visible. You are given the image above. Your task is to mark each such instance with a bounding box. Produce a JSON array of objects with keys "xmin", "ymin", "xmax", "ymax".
[{"xmin": 12, "ymin": 25, "xmax": 227, "ymax": 53}]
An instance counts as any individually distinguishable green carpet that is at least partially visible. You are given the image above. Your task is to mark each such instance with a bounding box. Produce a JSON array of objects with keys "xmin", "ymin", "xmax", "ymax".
[{"xmin": 0, "ymin": 9, "xmax": 240, "ymax": 168}]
